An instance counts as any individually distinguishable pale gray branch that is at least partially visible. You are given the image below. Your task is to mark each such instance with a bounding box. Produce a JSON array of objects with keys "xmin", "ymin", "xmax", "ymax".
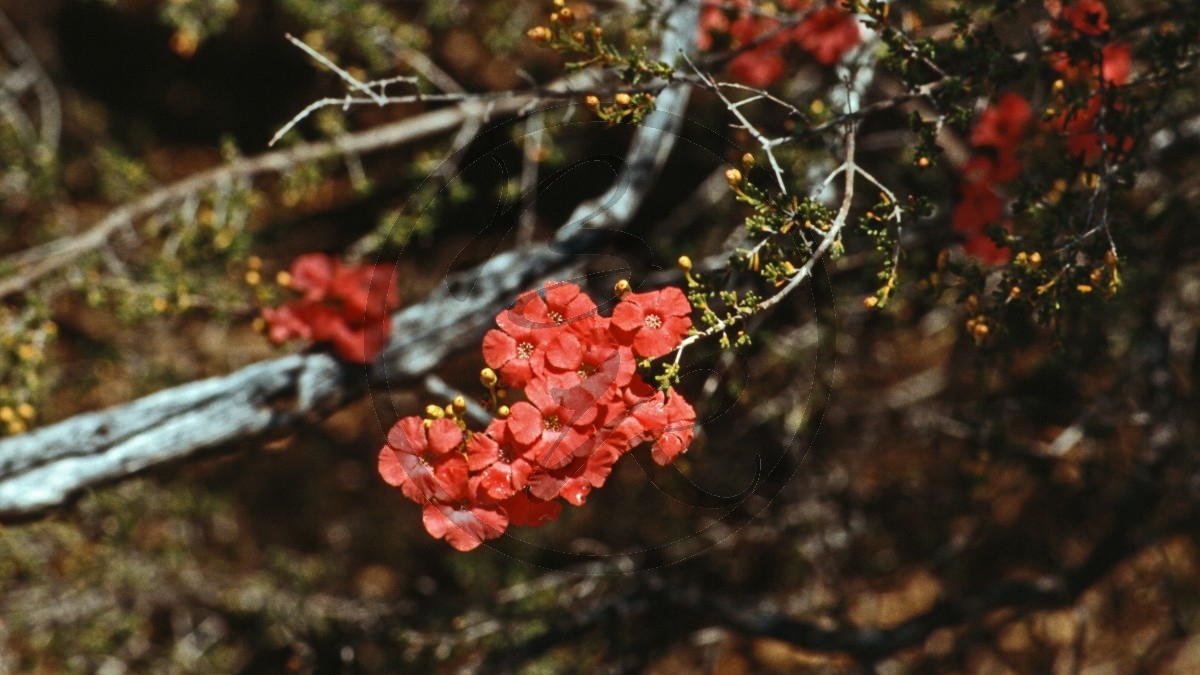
[{"xmin": 0, "ymin": 0, "xmax": 697, "ymax": 520}]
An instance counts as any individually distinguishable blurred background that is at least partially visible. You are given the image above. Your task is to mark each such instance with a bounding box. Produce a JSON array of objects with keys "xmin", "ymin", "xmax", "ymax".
[{"xmin": 2, "ymin": 0, "xmax": 1200, "ymax": 673}]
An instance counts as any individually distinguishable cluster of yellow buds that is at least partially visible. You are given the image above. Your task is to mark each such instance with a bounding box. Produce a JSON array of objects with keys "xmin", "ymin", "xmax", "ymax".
[
  {"xmin": 424, "ymin": 395, "xmax": 471, "ymax": 430},
  {"xmin": 584, "ymin": 91, "xmax": 656, "ymax": 125}
]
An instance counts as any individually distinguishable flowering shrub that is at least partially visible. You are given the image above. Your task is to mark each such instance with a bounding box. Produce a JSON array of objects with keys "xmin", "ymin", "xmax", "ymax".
[
  {"xmin": 951, "ymin": 92, "xmax": 1033, "ymax": 265},
  {"xmin": 261, "ymin": 253, "xmax": 400, "ymax": 363},
  {"xmin": 1045, "ymin": 0, "xmax": 1134, "ymax": 163},
  {"xmin": 697, "ymin": 0, "xmax": 862, "ymax": 87},
  {"xmin": 378, "ymin": 281, "xmax": 697, "ymax": 551}
]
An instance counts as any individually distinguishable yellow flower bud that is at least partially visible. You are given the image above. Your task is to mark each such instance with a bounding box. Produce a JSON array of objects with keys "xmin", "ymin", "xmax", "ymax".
[
  {"xmin": 677, "ymin": 255, "xmax": 692, "ymax": 271},
  {"xmin": 480, "ymin": 368, "xmax": 498, "ymax": 386},
  {"xmin": 614, "ymin": 279, "xmax": 632, "ymax": 298},
  {"xmin": 614, "ymin": 93, "xmax": 631, "ymax": 106},
  {"xmin": 453, "ymin": 396, "xmax": 467, "ymax": 411},
  {"xmin": 497, "ymin": 405, "xmax": 511, "ymax": 418},
  {"xmin": 426, "ymin": 404, "xmax": 445, "ymax": 419},
  {"xmin": 725, "ymin": 168, "xmax": 742, "ymax": 186},
  {"xmin": 585, "ymin": 95, "xmax": 600, "ymax": 108},
  {"xmin": 527, "ymin": 26, "xmax": 550, "ymax": 42}
]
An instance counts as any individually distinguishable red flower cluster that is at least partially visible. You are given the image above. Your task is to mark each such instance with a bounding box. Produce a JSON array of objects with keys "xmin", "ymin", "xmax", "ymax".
[
  {"xmin": 378, "ymin": 281, "xmax": 698, "ymax": 551},
  {"xmin": 262, "ymin": 253, "xmax": 400, "ymax": 363},
  {"xmin": 697, "ymin": 1, "xmax": 862, "ymax": 87},
  {"xmin": 951, "ymin": 92, "xmax": 1033, "ymax": 265},
  {"xmin": 1045, "ymin": 0, "xmax": 1133, "ymax": 163}
]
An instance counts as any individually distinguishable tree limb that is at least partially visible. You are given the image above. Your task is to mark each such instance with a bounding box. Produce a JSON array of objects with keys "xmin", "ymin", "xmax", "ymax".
[{"xmin": 0, "ymin": 0, "xmax": 698, "ymax": 520}]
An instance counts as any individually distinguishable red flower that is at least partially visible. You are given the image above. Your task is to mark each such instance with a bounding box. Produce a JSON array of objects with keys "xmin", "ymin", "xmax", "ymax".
[
  {"xmin": 1052, "ymin": 95, "xmax": 1133, "ymax": 164},
  {"xmin": 501, "ymin": 491, "xmax": 562, "ymax": 528},
  {"xmin": 649, "ymin": 389, "xmax": 698, "ymax": 466},
  {"xmin": 611, "ymin": 287, "xmax": 693, "ymax": 358},
  {"xmin": 421, "ymin": 487, "xmax": 508, "ymax": 552},
  {"xmin": 951, "ymin": 182, "xmax": 1011, "ymax": 266},
  {"xmin": 970, "ymin": 93, "xmax": 1032, "ymax": 151},
  {"xmin": 483, "ymin": 288, "xmax": 586, "ymax": 388},
  {"xmin": 262, "ymin": 253, "xmax": 400, "ymax": 363},
  {"xmin": 1100, "ymin": 42, "xmax": 1131, "ymax": 86},
  {"xmin": 1061, "ymin": 0, "xmax": 1110, "ymax": 36},
  {"xmin": 377, "ymin": 281, "xmax": 700, "ymax": 550},
  {"xmin": 793, "ymin": 6, "xmax": 862, "ymax": 66},
  {"xmin": 507, "ymin": 396, "xmax": 597, "ymax": 469},
  {"xmin": 469, "ymin": 419, "xmax": 537, "ymax": 500}
]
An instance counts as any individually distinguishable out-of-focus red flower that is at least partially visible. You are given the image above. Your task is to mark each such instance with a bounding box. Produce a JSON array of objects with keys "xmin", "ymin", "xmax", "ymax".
[
  {"xmin": 698, "ymin": 1, "xmax": 861, "ymax": 87},
  {"xmin": 970, "ymin": 93, "xmax": 1033, "ymax": 151},
  {"xmin": 262, "ymin": 253, "xmax": 400, "ymax": 363},
  {"xmin": 1061, "ymin": 0, "xmax": 1110, "ymax": 36},
  {"xmin": 793, "ymin": 6, "xmax": 862, "ymax": 66},
  {"xmin": 1052, "ymin": 95, "xmax": 1133, "ymax": 163}
]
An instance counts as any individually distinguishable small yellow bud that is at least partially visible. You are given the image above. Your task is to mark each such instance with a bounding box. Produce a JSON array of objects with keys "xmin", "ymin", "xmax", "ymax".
[
  {"xmin": 614, "ymin": 93, "xmax": 631, "ymax": 106},
  {"xmin": 614, "ymin": 279, "xmax": 632, "ymax": 298},
  {"xmin": 1009, "ymin": 286, "xmax": 1021, "ymax": 300},
  {"xmin": 863, "ymin": 296, "xmax": 879, "ymax": 309},
  {"xmin": 248, "ymin": 255, "xmax": 262, "ymax": 270},
  {"xmin": 643, "ymin": 93, "xmax": 655, "ymax": 105},
  {"xmin": 917, "ymin": 156, "xmax": 930, "ymax": 168},
  {"xmin": 1029, "ymin": 252, "xmax": 1042, "ymax": 268},
  {"xmin": 1052, "ymin": 79, "xmax": 1065, "ymax": 93},
  {"xmin": 558, "ymin": 7, "xmax": 573, "ymax": 22},
  {"xmin": 497, "ymin": 405, "xmax": 511, "ymax": 418},
  {"xmin": 252, "ymin": 317, "xmax": 266, "ymax": 333},
  {"xmin": 1015, "ymin": 252, "xmax": 1028, "ymax": 265},
  {"xmin": 16, "ymin": 403, "xmax": 34, "ymax": 420},
  {"xmin": 549, "ymin": 12, "xmax": 559, "ymax": 23},
  {"xmin": 725, "ymin": 168, "xmax": 742, "ymax": 186},
  {"xmin": 677, "ymin": 255, "xmax": 693, "ymax": 271},
  {"xmin": 585, "ymin": 95, "xmax": 600, "ymax": 108},
  {"xmin": 592, "ymin": 26, "xmax": 603, "ymax": 38},
  {"xmin": 553, "ymin": 0, "xmax": 565, "ymax": 6},
  {"xmin": 1105, "ymin": 250, "xmax": 1117, "ymax": 266},
  {"xmin": 964, "ymin": 294, "xmax": 979, "ymax": 313},
  {"xmin": 152, "ymin": 297, "xmax": 169, "ymax": 313},
  {"xmin": 452, "ymin": 396, "xmax": 467, "ymax": 412},
  {"xmin": 741, "ymin": 153, "xmax": 754, "ymax": 169},
  {"xmin": 426, "ymin": 404, "xmax": 445, "ymax": 419},
  {"xmin": 1076, "ymin": 284, "xmax": 1093, "ymax": 293},
  {"xmin": 17, "ymin": 344, "xmax": 35, "ymax": 361},
  {"xmin": 1090, "ymin": 268, "xmax": 1103, "ymax": 285},
  {"xmin": 527, "ymin": 26, "xmax": 550, "ymax": 42},
  {"xmin": 480, "ymin": 368, "xmax": 498, "ymax": 386},
  {"xmin": 972, "ymin": 322, "xmax": 990, "ymax": 339},
  {"xmin": 276, "ymin": 270, "xmax": 293, "ymax": 287},
  {"xmin": 245, "ymin": 270, "xmax": 261, "ymax": 285},
  {"xmin": 572, "ymin": 31, "xmax": 585, "ymax": 42},
  {"xmin": 0, "ymin": 407, "xmax": 13, "ymax": 423}
]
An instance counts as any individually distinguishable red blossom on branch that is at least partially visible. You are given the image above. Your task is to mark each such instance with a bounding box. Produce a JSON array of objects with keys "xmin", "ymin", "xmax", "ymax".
[
  {"xmin": 377, "ymin": 281, "xmax": 699, "ymax": 551},
  {"xmin": 261, "ymin": 252, "xmax": 400, "ymax": 363},
  {"xmin": 699, "ymin": 1, "xmax": 862, "ymax": 87}
]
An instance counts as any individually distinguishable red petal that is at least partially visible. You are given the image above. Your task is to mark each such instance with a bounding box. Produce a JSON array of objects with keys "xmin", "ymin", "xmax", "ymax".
[
  {"xmin": 289, "ymin": 253, "xmax": 335, "ymax": 299},
  {"xmin": 377, "ymin": 447, "xmax": 408, "ymax": 487},
  {"xmin": 482, "ymin": 329, "xmax": 517, "ymax": 369},
  {"xmin": 611, "ymin": 300, "xmax": 645, "ymax": 333},
  {"xmin": 507, "ymin": 402, "xmax": 542, "ymax": 446},
  {"xmin": 426, "ymin": 418, "xmax": 464, "ymax": 455}
]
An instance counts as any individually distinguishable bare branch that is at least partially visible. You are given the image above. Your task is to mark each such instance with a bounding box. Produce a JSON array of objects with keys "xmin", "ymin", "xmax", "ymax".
[{"xmin": 0, "ymin": 0, "xmax": 698, "ymax": 519}]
